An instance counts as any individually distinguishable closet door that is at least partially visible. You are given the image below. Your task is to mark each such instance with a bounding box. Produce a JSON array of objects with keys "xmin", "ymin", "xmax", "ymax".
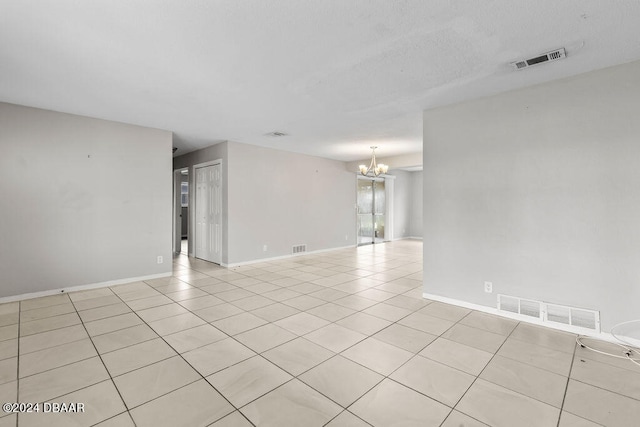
[{"xmin": 195, "ymin": 163, "xmax": 221, "ymax": 264}]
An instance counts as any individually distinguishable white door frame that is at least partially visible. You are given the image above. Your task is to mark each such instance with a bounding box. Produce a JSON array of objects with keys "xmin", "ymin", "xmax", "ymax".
[{"xmin": 193, "ymin": 159, "xmax": 223, "ymax": 264}]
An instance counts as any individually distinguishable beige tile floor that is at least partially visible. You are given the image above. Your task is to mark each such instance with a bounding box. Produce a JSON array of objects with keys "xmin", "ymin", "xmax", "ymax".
[{"xmin": 0, "ymin": 240, "xmax": 639, "ymax": 426}]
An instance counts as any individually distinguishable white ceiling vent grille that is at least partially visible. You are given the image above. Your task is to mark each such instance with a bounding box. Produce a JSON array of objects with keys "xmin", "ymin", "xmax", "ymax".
[
  {"xmin": 265, "ymin": 131, "xmax": 288, "ymax": 137},
  {"xmin": 511, "ymin": 48, "xmax": 566, "ymax": 70},
  {"xmin": 292, "ymin": 244, "xmax": 306, "ymax": 254},
  {"xmin": 498, "ymin": 294, "xmax": 600, "ymax": 333}
]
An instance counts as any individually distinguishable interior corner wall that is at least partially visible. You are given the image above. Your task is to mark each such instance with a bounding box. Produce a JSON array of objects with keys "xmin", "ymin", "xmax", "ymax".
[
  {"xmin": 0, "ymin": 102, "xmax": 172, "ymax": 298},
  {"xmin": 226, "ymin": 141, "xmax": 355, "ymax": 264},
  {"xmin": 389, "ymin": 169, "xmax": 423, "ymax": 240},
  {"xmin": 390, "ymin": 170, "xmax": 411, "ymax": 240},
  {"xmin": 173, "ymin": 142, "xmax": 228, "ymax": 264},
  {"xmin": 423, "ymin": 59, "xmax": 640, "ymax": 331}
]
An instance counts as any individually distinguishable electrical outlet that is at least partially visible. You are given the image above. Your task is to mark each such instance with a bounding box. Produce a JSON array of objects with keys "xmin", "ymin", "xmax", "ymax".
[
  {"xmin": 157, "ymin": 256, "xmax": 163, "ymax": 264},
  {"xmin": 484, "ymin": 281, "xmax": 493, "ymax": 293},
  {"xmin": 263, "ymin": 245, "xmax": 267, "ymax": 252},
  {"xmin": 345, "ymin": 234, "xmax": 348, "ymax": 240}
]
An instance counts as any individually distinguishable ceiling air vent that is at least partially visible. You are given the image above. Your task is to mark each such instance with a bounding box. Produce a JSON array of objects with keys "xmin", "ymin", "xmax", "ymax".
[
  {"xmin": 511, "ymin": 48, "xmax": 566, "ymax": 70},
  {"xmin": 266, "ymin": 131, "xmax": 288, "ymax": 137}
]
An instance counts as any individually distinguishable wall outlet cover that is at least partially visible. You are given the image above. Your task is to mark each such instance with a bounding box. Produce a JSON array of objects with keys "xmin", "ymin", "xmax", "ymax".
[{"xmin": 484, "ymin": 281, "xmax": 493, "ymax": 293}]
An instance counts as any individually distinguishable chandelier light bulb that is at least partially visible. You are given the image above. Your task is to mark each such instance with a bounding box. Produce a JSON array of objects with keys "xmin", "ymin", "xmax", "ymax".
[{"xmin": 359, "ymin": 146, "xmax": 388, "ymax": 177}]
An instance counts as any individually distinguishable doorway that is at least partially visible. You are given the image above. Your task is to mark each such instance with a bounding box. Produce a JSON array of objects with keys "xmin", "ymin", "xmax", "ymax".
[
  {"xmin": 194, "ymin": 161, "xmax": 222, "ymax": 264},
  {"xmin": 357, "ymin": 177, "xmax": 386, "ymax": 245},
  {"xmin": 173, "ymin": 168, "xmax": 189, "ymax": 255}
]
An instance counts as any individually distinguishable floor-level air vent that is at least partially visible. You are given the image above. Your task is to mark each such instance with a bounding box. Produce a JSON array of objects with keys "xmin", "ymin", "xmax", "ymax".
[
  {"xmin": 497, "ymin": 295, "xmax": 543, "ymax": 320},
  {"xmin": 498, "ymin": 294, "xmax": 600, "ymax": 333},
  {"xmin": 511, "ymin": 48, "xmax": 566, "ymax": 70},
  {"xmin": 292, "ymin": 244, "xmax": 306, "ymax": 254},
  {"xmin": 545, "ymin": 303, "xmax": 600, "ymax": 331}
]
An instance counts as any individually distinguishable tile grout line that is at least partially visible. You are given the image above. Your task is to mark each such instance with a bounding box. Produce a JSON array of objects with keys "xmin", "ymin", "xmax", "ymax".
[
  {"xmin": 218, "ymin": 291, "xmax": 432, "ymax": 423},
  {"xmin": 67, "ymin": 291, "xmax": 138, "ymax": 427},
  {"xmin": 384, "ymin": 310, "xmax": 475, "ymax": 427},
  {"xmin": 436, "ymin": 311, "xmax": 521, "ymax": 427},
  {"xmin": 15, "ymin": 300, "xmax": 21, "ymax": 427},
  {"xmin": 16, "ymin": 294, "xmax": 129, "ymax": 424},
  {"xmin": 12, "ymin": 281, "xmax": 607, "ymax": 426},
  {"xmin": 12, "ymin": 241, "xmax": 624, "ymax": 426},
  {"xmin": 11, "ymin": 268, "xmax": 435, "ymax": 388},
  {"xmin": 339, "ymin": 307, "xmax": 479, "ymax": 426},
  {"xmin": 108, "ymin": 286, "xmax": 257, "ymax": 427},
  {"xmin": 128, "ymin": 256, "xmax": 424, "ymax": 422},
  {"xmin": 556, "ymin": 342, "xmax": 579, "ymax": 427}
]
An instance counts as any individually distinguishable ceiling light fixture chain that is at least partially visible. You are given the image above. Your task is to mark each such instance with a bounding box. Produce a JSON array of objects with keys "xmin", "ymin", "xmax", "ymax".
[{"xmin": 359, "ymin": 146, "xmax": 388, "ymax": 176}]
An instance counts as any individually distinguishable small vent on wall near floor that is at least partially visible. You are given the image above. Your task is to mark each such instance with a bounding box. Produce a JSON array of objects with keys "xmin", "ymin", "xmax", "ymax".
[
  {"xmin": 292, "ymin": 244, "xmax": 307, "ymax": 254},
  {"xmin": 498, "ymin": 295, "xmax": 542, "ymax": 319},
  {"xmin": 497, "ymin": 294, "xmax": 600, "ymax": 333}
]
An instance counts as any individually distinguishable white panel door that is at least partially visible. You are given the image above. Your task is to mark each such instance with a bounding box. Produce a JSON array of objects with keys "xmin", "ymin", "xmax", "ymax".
[{"xmin": 195, "ymin": 163, "xmax": 221, "ymax": 264}]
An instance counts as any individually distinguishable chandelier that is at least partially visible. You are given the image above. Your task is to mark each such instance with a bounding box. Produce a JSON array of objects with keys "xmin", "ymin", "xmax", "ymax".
[{"xmin": 359, "ymin": 146, "xmax": 388, "ymax": 176}]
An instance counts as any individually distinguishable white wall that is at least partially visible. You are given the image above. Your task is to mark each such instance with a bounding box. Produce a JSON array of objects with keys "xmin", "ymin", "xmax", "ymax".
[
  {"xmin": 0, "ymin": 102, "xmax": 172, "ymax": 297},
  {"xmin": 227, "ymin": 141, "xmax": 355, "ymax": 264},
  {"xmin": 390, "ymin": 170, "xmax": 411, "ymax": 239},
  {"xmin": 389, "ymin": 169, "xmax": 422, "ymax": 240},
  {"xmin": 423, "ymin": 59, "xmax": 640, "ymax": 331},
  {"xmin": 410, "ymin": 171, "xmax": 423, "ymax": 238}
]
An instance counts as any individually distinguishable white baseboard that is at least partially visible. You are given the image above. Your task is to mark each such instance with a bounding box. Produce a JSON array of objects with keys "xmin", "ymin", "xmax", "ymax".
[
  {"xmin": 0, "ymin": 272, "xmax": 172, "ymax": 304},
  {"xmin": 422, "ymin": 292, "xmax": 640, "ymax": 349},
  {"xmin": 223, "ymin": 245, "xmax": 357, "ymax": 268}
]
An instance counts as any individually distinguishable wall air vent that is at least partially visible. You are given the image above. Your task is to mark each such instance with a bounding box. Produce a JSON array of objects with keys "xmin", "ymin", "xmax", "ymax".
[
  {"xmin": 497, "ymin": 295, "xmax": 543, "ymax": 319},
  {"xmin": 545, "ymin": 303, "xmax": 600, "ymax": 331},
  {"xmin": 292, "ymin": 244, "xmax": 307, "ymax": 254},
  {"xmin": 497, "ymin": 294, "xmax": 600, "ymax": 333},
  {"xmin": 511, "ymin": 48, "xmax": 566, "ymax": 70}
]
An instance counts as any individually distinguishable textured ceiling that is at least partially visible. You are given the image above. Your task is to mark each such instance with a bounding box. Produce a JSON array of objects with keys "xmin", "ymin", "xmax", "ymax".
[{"xmin": 2, "ymin": 1, "xmax": 640, "ymax": 161}]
